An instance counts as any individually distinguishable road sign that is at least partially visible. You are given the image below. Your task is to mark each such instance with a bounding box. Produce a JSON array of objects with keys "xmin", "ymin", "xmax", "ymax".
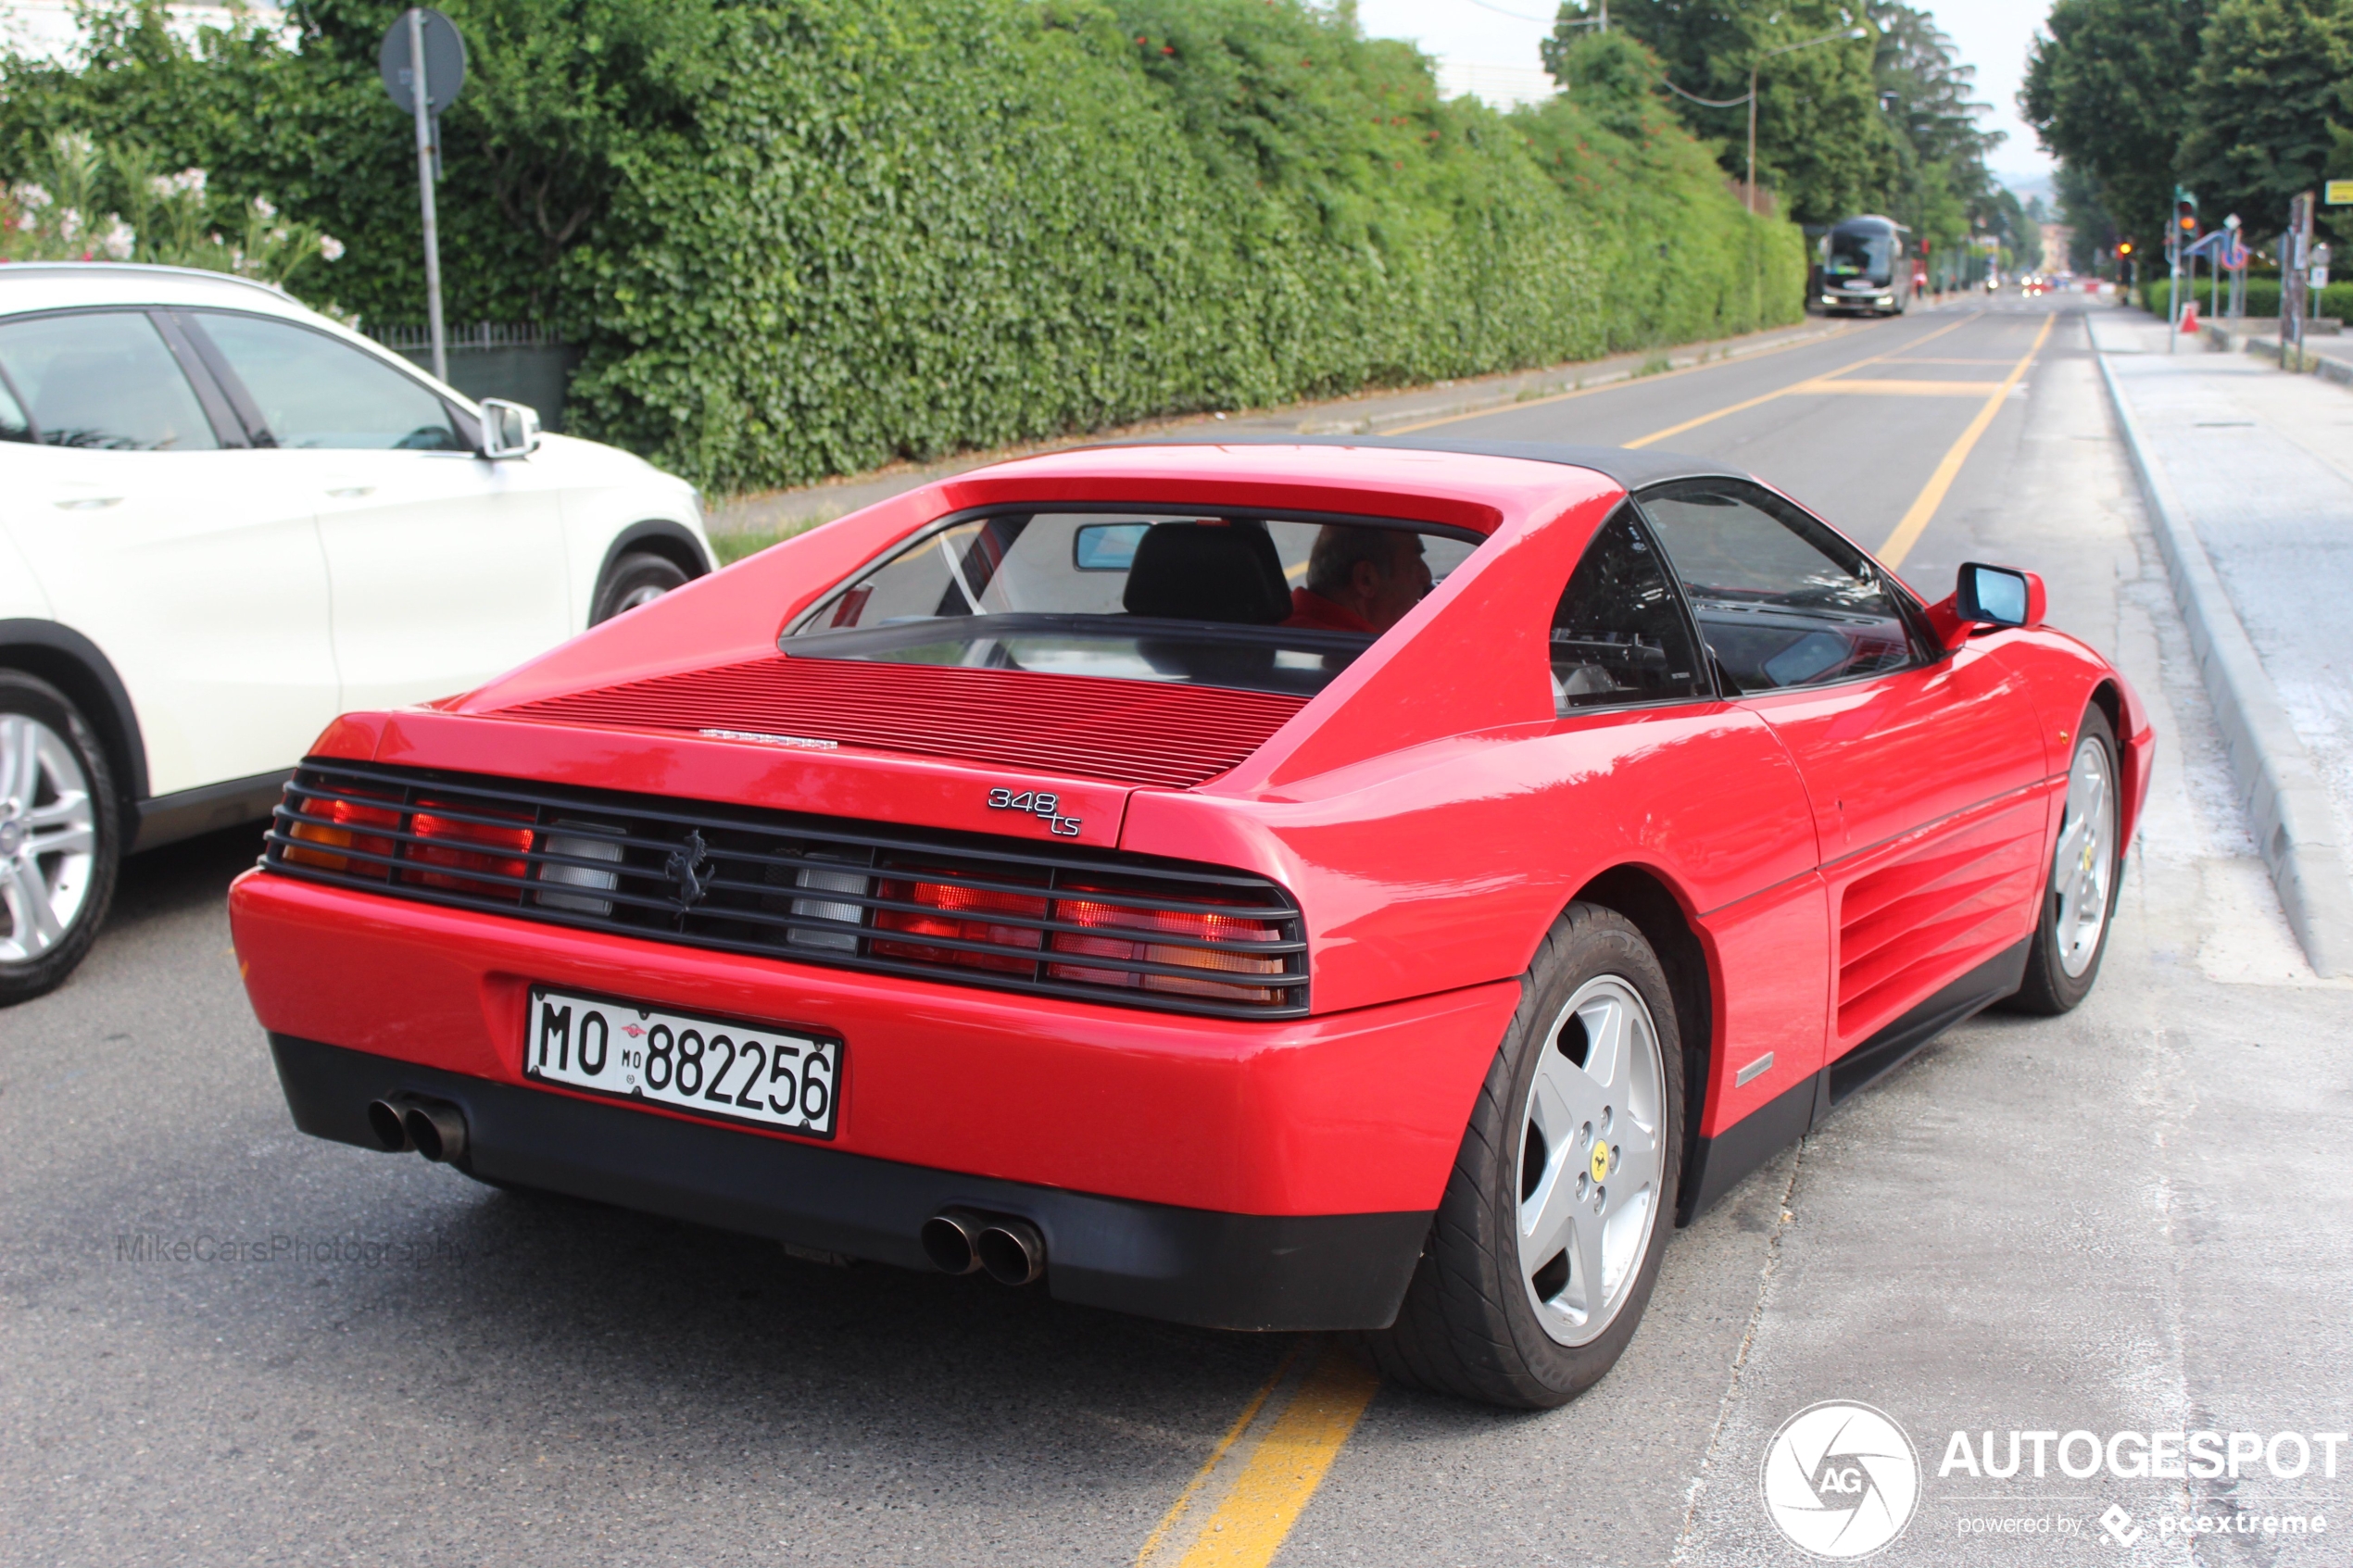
[
  {"xmin": 379, "ymin": 8, "xmax": 465, "ymax": 117},
  {"xmin": 2326, "ymin": 180, "xmax": 2353, "ymax": 207}
]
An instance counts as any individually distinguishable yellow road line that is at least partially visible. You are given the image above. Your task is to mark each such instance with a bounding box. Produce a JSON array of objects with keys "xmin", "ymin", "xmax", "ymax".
[
  {"xmin": 1786, "ymin": 378, "xmax": 2007, "ymax": 396},
  {"xmin": 1138, "ymin": 1345, "xmax": 1381, "ymax": 1568},
  {"xmin": 1385, "ymin": 320, "xmax": 1871, "ymax": 435},
  {"xmin": 1134, "ymin": 1348, "xmax": 1302, "ymax": 1566},
  {"xmin": 1624, "ymin": 311, "xmax": 1979, "ymax": 447},
  {"xmin": 1875, "ymin": 311, "xmax": 2056, "ymax": 570}
]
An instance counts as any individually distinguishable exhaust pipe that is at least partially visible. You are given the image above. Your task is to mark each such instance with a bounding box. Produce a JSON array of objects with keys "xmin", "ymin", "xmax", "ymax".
[
  {"xmin": 365, "ymin": 1097, "xmax": 414, "ymax": 1153},
  {"xmin": 920, "ymin": 1210, "xmax": 986, "ymax": 1275},
  {"xmin": 399, "ymin": 1097, "xmax": 469, "ymax": 1164},
  {"xmin": 975, "ymin": 1217, "xmax": 1046, "ymax": 1286}
]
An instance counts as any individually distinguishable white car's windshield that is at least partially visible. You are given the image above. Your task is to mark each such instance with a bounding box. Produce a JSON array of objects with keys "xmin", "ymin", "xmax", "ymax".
[{"xmin": 785, "ymin": 510, "xmax": 1481, "ymax": 696}]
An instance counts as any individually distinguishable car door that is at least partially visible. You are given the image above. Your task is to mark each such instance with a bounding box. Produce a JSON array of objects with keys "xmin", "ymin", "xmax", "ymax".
[
  {"xmin": 1536, "ymin": 503, "xmax": 1831, "ymax": 1156},
  {"xmin": 179, "ymin": 310, "xmax": 572, "ymax": 713},
  {"xmin": 1637, "ymin": 479, "xmax": 2049, "ymax": 1063},
  {"xmin": 0, "ymin": 307, "xmax": 338, "ymax": 797}
]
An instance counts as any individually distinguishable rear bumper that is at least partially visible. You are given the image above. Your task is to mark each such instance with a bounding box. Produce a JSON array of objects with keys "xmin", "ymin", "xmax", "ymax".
[{"xmin": 271, "ymin": 1033, "xmax": 1430, "ymax": 1331}]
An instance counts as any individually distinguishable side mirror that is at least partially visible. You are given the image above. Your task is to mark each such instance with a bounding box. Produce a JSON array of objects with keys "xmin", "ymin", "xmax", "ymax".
[
  {"xmin": 1955, "ymin": 561, "xmax": 2044, "ymax": 629},
  {"xmin": 478, "ymin": 397, "xmax": 543, "ymax": 459}
]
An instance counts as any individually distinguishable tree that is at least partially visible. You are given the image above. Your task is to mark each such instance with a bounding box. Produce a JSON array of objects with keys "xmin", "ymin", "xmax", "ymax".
[
  {"xmin": 1867, "ymin": 3, "xmax": 1999, "ymax": 250},
  {"xmin": 2021, "ymin": 0, "xmax": 2213, "ymax": 245},
  {"xmin": 1550, "ymin": 1, "xmax": 1894, "ymax": 225},
  {"xmin": 2178, "ymin": 0, "xmax": 2353, "ymax": 238}
]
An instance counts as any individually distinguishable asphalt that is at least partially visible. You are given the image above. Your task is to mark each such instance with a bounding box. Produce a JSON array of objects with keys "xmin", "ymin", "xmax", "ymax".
[{"xmin": 6, "ymin": 295, "xmax": 2349, "ymax": 1568}]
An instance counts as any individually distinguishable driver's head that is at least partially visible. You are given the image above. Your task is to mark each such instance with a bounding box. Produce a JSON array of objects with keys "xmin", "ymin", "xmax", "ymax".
[{"xmin": 1303, "ymin": 526, "xmax": 1431, "ymax": 632}]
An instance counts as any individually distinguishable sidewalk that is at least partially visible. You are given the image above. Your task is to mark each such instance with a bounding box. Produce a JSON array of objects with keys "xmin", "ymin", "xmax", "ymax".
[
  {"xmin": 2201, "ymin": 315, "xmax": 2353, "ymax": 388},
  {"xmin": 2091, "ymin": 308, "xmax": 2353, "ymax": 972}
]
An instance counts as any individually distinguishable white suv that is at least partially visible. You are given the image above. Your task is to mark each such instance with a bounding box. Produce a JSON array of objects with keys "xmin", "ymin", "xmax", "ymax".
[{"xmin": 0, "ymin": 262, "xmax": 713, "ymax": 1000}]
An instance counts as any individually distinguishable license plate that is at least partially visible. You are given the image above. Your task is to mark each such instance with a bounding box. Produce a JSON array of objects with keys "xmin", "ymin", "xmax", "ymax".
[{"xmin": 523, "ymin": 986, "xmax": 840, "ymax": 1139}]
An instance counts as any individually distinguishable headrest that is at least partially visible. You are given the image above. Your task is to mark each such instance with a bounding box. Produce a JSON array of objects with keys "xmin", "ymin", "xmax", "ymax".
[{"xmin": 1122, "ymin": 521, "xmax": 1290, "ymax": 624}]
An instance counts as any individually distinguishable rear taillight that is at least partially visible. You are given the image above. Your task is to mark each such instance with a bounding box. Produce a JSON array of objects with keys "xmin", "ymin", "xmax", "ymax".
[
  {"xmin": 402, "ymin": 800, "xmax": 535, "ymax": 901},
  {"xmin": 282, "ymin": 793, "xmax": 400, "ymax": 878},
  {"xmin": 1048, "ymin": 889, "xmax": 1288, "ymax": 1005},
  {"xmin": 873, "ymin": 872, "xmax": 1047, "ymax": 973}
]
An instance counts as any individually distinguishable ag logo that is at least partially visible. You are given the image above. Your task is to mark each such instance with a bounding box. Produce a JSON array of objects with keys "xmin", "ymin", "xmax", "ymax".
[{"xmin": 1759, "ymin": 1400, "xmax": 1920, "ymax": 1559}]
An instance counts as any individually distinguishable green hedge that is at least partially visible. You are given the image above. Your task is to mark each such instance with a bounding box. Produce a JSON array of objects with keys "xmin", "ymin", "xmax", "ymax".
[
  {"xmin": 2143, "ymin": 276, "xmax": 2353, "ymax": 324},
  {"xmin": 2, "ymin": 0, "xmax": 1805, "ymax": 493}
]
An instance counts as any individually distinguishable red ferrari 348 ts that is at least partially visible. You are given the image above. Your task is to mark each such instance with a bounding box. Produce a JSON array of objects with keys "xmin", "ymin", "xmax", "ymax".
[{"xmin": 230, "ymin": 439, "xmax": 2150, "ymax": 1408}]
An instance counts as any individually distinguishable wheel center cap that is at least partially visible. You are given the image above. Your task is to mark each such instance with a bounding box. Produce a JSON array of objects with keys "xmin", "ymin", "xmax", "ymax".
[
  {"xmin": 0, "ymin": 819, "xmax": 22, "ymax": 857},
  {"xmin": 1590, "ymin": 1143, "xmax": 1611, "ymax": 1184}
]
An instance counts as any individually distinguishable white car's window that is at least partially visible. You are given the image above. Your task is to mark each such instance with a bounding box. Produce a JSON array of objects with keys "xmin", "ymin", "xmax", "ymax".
[
  {"xmin": 193, "ymin": 312, "xmax": 464, "ymax": 451},
  {"xmin": 1639, "ymin": 481, "xmax": 1917, "ymax": 692},
  {"xmin": 786, "ymin": 510, "xmax": 1480, "ymax": 697},
  {"xmin": 0, "ymin": 311, "xmax": 219, "ymax": 451},
  {"xmin": 0, "ymin": 372, "xmax": 29, "ymax": 443}
]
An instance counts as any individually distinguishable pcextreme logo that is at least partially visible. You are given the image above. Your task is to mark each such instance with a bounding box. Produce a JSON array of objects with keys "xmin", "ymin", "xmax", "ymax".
[{"xmin": 1761, "ymin": 1400, "xmax": 1922, "ymax": 1559}]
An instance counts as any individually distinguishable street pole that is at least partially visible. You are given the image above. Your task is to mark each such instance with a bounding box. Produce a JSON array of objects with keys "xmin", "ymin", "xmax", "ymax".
[
  {"xmin": 408, "ymin": 7, "xmax": 447, "ymax": 383},
  {"xmin": 1746, "ymin": 64, "xmax": 1757, "ymax": 215},
  {"xmin": 2283, "ymin": 191, "xmax": 2314, "ymax": 364}
]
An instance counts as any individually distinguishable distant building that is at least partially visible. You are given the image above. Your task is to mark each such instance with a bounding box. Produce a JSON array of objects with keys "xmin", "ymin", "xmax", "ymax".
[
  {"xmin": 1434, "ymin": 60, "xmax": 1558, "ymax": 111},
  {"xmin": 2039, "ymin": 222, "xmax": 2075, "ymax": 274},
  {"xmin": 0, "ymin": 0, "xmax": 290, "ymax": 61}
]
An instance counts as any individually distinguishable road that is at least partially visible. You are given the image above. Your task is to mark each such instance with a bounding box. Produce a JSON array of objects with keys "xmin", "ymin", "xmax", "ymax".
[{"xmin": 6, "ymin": 296, "xmax": 2349, "ymax": 1568}]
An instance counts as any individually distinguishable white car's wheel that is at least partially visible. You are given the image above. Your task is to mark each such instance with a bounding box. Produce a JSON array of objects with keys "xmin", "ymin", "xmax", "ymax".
[
  {"xmin": 592, "ymin": 552, "xmax": 691, "ymax": 625},
  {"xmin": 0, "ymin": 672, "xmax": 119, "ymax": 1004}
]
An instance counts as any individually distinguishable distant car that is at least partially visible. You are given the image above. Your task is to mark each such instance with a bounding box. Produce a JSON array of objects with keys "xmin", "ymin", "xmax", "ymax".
[
  {"xmin": 0, "ymin": 262, "xmax": 711, "ymax": 1001},
  {"xmin": 230, "ymin": 438, "xmax": 2151, "ymax": 1408}
]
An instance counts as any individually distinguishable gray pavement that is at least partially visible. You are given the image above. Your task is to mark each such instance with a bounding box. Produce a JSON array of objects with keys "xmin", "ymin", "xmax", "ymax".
[
  {"xmin": 6, "ymin": 296, "xmax": 2350, "ymax": 1568},
  {"xmin": 2093, "ymin": 311, "xmax": 2353, "ymax": 972}
]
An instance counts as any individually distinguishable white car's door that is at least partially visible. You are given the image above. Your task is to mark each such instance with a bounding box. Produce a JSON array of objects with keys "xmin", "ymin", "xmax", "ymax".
[
  {"xmin": 183, "ymin": 310, "xmax": 572, "ymax": 713},
  {"xmin": 0, "ymin": 308, "xmax": 338, "ymax": 796}
]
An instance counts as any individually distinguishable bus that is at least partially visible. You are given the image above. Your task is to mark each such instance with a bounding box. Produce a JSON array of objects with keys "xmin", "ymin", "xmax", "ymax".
[{"xmin": 1818, "ymin": 215, "xmax": 1913, "ymax": 316}]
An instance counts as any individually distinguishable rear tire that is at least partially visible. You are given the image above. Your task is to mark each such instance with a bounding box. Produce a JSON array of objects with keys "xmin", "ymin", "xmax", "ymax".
[
  {"xmin": 2007, "ymin": 706, "xmax": 2122, "ymax": 1015},
  {"xmin": 0, "ymin": 671, "xmax": 120, "ymax": 1005},
  {"xmin": 1360, "ymin": 904, "xmax": 1683, "ymax": 1409},
  {"xmin": 590, "ymin": 551, "xmax": 690, "ymax": 625}
]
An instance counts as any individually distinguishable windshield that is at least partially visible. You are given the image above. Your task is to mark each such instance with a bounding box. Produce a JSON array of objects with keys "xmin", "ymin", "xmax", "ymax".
[
  {"xmin": 785, "ymin": 510, "xmax": 1482, "ymax": 697},
  {"xmin": 1828, "ymin": 231, "xmax": 1895, "ymax": 281}
]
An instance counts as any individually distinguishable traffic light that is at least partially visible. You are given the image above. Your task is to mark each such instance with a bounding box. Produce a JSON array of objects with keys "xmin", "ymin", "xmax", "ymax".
[{"xmin": 2174, "ymin": 186, "xmax": 2198, "ymax": 242}]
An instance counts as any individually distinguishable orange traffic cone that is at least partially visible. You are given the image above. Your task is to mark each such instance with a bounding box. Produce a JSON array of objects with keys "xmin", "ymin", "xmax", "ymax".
[{"xmin": 2181, "ymin": 299, "xmax": 2201, "ymax": 332}]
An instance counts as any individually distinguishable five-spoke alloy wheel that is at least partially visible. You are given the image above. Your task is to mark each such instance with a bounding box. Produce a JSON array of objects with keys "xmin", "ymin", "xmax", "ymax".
[
  {"xmin": 0, "ymin": 672, "xmax": 119, "ymax": 1004},
  {"xmin": 1365, "ymin": 903, "xmax": 1683, "ymax": 1408},
  {"xmin": 2009, "ymin": 703, "xmax": 2122, "ymax": 1014}
]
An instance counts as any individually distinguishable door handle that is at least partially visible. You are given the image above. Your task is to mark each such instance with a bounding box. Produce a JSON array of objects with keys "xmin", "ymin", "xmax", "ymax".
[
  {"xmin": 52, "ymin": 495, "xmax": 122, "ymax": 510},
  {"xmin": 325, "ymin": 484, "xmax": 376, "ymax": 498}
]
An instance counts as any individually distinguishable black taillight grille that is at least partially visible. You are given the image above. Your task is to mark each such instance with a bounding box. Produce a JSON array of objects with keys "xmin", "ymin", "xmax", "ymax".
[{"xmin": 263, "ymin": 762, "xmax": 1308, "ymax": 1019}]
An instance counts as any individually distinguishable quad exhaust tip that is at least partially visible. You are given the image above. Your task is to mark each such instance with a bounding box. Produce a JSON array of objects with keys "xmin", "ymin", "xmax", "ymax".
[
  {"xmin": 365, "ymin": 1093, "xmax": 469, "ymax": 1165},
  {"xmin": 921, "ymin": 1209, "xmax": 1046, "ymax": 1286}
]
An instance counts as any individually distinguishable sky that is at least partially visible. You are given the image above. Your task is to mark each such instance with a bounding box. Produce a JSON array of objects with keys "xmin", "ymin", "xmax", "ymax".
[{"xmin": 1352, "ymin": 0, "xmax": 2057, "ymax": 188}]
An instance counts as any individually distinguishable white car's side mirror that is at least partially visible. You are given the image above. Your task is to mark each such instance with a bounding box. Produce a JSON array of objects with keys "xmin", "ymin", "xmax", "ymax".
[{"xmin": 478, "ymin": 398, "xmax": 543, "ymax": 460}]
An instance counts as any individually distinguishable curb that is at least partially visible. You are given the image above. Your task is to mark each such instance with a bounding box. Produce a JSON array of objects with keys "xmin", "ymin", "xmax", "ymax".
[
  {"xmin": 2201, "ymin": 323, "xmax": 2353, "ymax": 389},
  {"xmin": 2094, "ymin": 350, "xmax": 2353, "ymax": 976}
]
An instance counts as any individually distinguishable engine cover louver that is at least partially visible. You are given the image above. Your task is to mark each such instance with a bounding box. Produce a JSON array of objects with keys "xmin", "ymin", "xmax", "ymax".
[{"xmin": 489, "ymin": 657, "xmax": 1308, "ymax": 790}]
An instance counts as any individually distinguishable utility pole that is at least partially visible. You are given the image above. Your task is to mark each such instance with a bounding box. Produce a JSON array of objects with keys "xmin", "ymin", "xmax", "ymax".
[{"xmin": 1744, "ymin": 29, "xmax": 1860, "ymax": 215}]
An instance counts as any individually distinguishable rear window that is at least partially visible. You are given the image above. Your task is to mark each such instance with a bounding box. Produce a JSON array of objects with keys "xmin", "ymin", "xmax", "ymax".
[{"xmin": 785, "ymin": 510, "xmax": 1482, "ymax": 696}]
